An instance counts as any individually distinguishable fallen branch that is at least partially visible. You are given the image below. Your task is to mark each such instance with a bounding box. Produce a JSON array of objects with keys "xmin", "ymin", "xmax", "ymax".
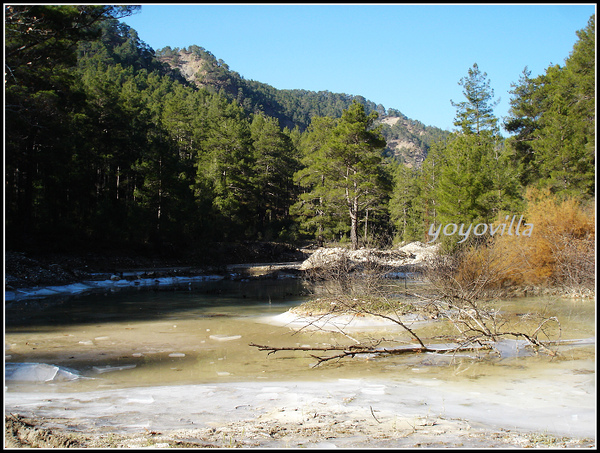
[
  {"xmin": 370, "ymin": 406, "xmax": 382, "ymax": 423},
  {"xmin": 249, "ymin": 341, "xmax": 492, "ymax": 366},
  {"xmin": 248, "ymin": 343, "xmax": 352, "ymax": 355},
  {"xmin": 254, "ymin": 246, "xmax": 565, "ymax": 369}
]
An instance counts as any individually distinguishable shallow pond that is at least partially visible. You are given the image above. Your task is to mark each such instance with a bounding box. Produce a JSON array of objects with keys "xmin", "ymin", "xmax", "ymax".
[{"xmin": 4, "ymin": 279, "xmax": 595, "ymax": 394}]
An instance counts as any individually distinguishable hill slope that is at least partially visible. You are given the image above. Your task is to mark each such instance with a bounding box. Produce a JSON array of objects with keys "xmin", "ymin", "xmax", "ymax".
[{"xmin": 157, "ymin": 45, "xmax": 449, "ymax": 166}]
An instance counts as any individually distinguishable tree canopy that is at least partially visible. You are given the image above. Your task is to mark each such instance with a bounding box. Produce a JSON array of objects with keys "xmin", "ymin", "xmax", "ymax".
[
  {"xmin": 451, "ymin": 63, "xmax": 500, "ymax": 135},
  {"xmin": 504, "ymin": 15, "xmax": 595, "ymax": 198}
]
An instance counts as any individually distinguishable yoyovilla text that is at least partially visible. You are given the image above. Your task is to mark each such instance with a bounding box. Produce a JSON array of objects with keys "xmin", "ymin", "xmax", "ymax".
[{"xmin": 427, "ymin": 215, "xmax": 534, "ymax": 244}]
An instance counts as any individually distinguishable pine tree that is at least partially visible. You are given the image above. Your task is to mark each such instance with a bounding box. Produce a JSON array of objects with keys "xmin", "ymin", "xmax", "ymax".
[
  {"xmin": 533, "ymin": 16, "xmax": 595, "ymax": 197},
  {"xmin": 292, "ymin": 102, "xmax": 387, "ymax": 249},
  {"xmin": 504, "ymin": 15, "xmax": 595, "ymax": 198},
  {"xmin": 291, "ymin": 116, "xmax": 340, "ymax": 245},
  {"xmin": 5, "ymin": 5, "xmax": 140, "ymax": 248},
  {"xmin": 390, "ymin": 163, "xmax": 423, "ymax": 242},
  {"xmin": 250, "ymin": 114, "xmax": 299, "ymax": 239},
  {"xmin": 431, "ymin": 64, "xmax": 521, "ymax": 245},
  {"xmin": 194, "ymin": 95, "xmax": 255, "ymax": 239},
  {"xmin": 451, "ymin": 63, "xmax": 500, "ymax": 135},
  {"xmin": 504, "ymin": 68, "xmax": 544, "ymax": 187}
]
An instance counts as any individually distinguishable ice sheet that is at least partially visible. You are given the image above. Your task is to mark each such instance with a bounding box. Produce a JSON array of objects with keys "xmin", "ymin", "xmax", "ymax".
[
  {"xmin": 5, "ymin": 274, "xmax": 225, "ymax": 302},
  {"xmin": 263, "ymin": 310, "xmax": 428, "ymax": 331},
  {"xmin": 4, "ymin": 376, "xmax": 596, "ymax": 439},
  {"xmin": 5, "ymin": 363, "xmax": 81, "ymax": 382}
]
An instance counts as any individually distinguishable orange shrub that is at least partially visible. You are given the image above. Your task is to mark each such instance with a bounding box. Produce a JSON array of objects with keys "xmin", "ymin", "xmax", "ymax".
[{"xmin": 490, "ymin": 188, "xmax": 595, "ymax": 287}]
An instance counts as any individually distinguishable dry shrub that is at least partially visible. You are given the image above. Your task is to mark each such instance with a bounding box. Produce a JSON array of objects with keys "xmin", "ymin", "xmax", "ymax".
[
  {"xmin": 303, "ymin": 249, "xmax": 383, "ymax": 302},
  {"xmin": 488, "ymin": 188, "xmax": 595, "ymax": 291},
  {"xmin": 432, "ymin": 188, "xmax": 595, "ymax": 296},
  {"xmin": 427, "ymin": 242, "xmax": 519, "ymax": 301},
  {"xmin": 459, "ymin": 240, "xmax": 527, "ymax": 290},
  {"xmin": 552, "ymin": 235, "xmax": 595, "ymax": 292}
]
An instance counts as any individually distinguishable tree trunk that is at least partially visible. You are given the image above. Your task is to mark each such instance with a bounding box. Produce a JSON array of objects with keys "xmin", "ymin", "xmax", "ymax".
[{"xmin": 350, "ymin": 196, "xmax": 359, "ymax": 250}]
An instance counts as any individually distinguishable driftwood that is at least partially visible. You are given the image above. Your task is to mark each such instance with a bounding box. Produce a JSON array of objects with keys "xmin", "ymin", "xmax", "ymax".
[{"xmin": 249, "ymin": 340, "xmax": 492, "ymax": 366}]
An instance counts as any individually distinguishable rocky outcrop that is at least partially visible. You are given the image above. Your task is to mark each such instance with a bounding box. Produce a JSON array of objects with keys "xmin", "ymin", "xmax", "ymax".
[{"xmin": 299, "ymin": 242, "xmax": 439, "ymax": 273}]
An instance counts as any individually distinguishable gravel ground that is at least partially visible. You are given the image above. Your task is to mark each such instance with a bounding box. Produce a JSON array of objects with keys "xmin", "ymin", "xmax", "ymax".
[{"xmin": 5, "ymin": 411, "xmax": 593, "ymax": 449}]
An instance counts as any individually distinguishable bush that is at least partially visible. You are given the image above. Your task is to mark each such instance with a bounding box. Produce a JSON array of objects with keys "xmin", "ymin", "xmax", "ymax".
[
  {"xmin": 426, "ymin": 243, "xmax": 516, "ymax": 301},
  {"xmin": 477, "ymin": 188, "xmax": 595, "ymax": 292}
]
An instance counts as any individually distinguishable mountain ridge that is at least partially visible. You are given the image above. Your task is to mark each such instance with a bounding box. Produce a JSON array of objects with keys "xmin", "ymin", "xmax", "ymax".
[{"xmin": 156, "ymin": 45, "xmax": 450, "ymax": 167}]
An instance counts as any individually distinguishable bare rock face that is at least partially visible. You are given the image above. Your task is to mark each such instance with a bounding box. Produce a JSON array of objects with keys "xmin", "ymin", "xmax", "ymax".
[{"xmin": 161, "ymin": 50, "xmax": 207, "ymax": 85}]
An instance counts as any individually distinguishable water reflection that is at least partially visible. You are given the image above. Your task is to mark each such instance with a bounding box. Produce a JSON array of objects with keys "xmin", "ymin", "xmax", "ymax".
[{"xmin": 5, "ymin": 279, "xmax": 310, "ymax": 327}]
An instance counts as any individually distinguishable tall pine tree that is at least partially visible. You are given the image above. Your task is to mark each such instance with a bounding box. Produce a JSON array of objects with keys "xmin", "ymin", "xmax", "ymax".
[
  {"xmin": 505, "ymin": 15, "xmax": 595, "ymax": 198},
  {"xmin": 430, "ymin": 64, "xmax": 521, "ymax": 246},
  {"xmin": 292, "ymin": 101, "xmax": 387, "ymax": 249}
]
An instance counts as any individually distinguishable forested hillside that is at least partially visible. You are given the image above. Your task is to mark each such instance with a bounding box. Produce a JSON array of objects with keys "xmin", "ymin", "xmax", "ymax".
[
  {"xmin": 156, "ymin": 45, "xmax": 449, "ymax": 166},
  {"xmin": 5, "ymin": 6, "xmax": 595, "ymax": 262}
]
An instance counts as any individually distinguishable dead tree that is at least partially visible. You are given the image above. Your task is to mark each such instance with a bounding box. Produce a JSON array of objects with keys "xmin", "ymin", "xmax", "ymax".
[
  {"xmin": 423, "ymin": 246, "xmax": 562, "ymax": 355},
  {"xmin": 250, "ymin": 246, "xmax": 563, "ymax": 365}
]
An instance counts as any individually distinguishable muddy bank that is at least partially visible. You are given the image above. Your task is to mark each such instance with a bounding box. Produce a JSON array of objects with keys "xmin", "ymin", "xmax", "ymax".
[
  {"xmin": 6, "ymin": 241, "xmax": 584, "ymax": 300},
  {"xmin": 3, "ymin": 242, "xmax": 436, "ymax": 293},
  {"xmin": 5, "ymin": 412, "xmax": 593, "ymax": 449}
]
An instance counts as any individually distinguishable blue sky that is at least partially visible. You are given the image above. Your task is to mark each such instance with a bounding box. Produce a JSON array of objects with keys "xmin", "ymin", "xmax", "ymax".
[{"xmin": 123, "ymin": 4, "xmax": 595, "ymax": 131}]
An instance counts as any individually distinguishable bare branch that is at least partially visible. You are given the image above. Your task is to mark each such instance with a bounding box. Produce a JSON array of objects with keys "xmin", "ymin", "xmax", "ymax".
[{"xmin": 252, "ymin": 244, "xmax": 563, "ymax": 366}]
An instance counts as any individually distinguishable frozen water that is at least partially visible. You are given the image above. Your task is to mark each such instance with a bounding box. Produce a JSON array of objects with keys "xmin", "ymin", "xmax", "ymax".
[
  {"xmin": 92, "ymin": 364, "xmax": 137, "ymax": 374},
  {"xmin": 4, "ymin": 377, "xmax": 596, "ymax": 438},
  {"xmin": 4, "ymin": 279, "xmax": 595, "ymax": 443},
  {"xmin": 5, "ymin": 274, "xmax": 225, "ymax": 302},
  {"xmin": 209, "ymin": 335, "xmax": 242, "ymax": 341},
  {"xmin": 264, "ymin": 311, "xmax": 428, "ymax": 331},
  {"xmin": 5, "ymin": 363, "xmax": 81, "ymax": 382}
]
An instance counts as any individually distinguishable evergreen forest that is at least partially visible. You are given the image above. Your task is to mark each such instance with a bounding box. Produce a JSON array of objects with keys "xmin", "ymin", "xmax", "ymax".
[{"xmin": 5, "ymin": 6, "xmax": 595, "ymax": 259}]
